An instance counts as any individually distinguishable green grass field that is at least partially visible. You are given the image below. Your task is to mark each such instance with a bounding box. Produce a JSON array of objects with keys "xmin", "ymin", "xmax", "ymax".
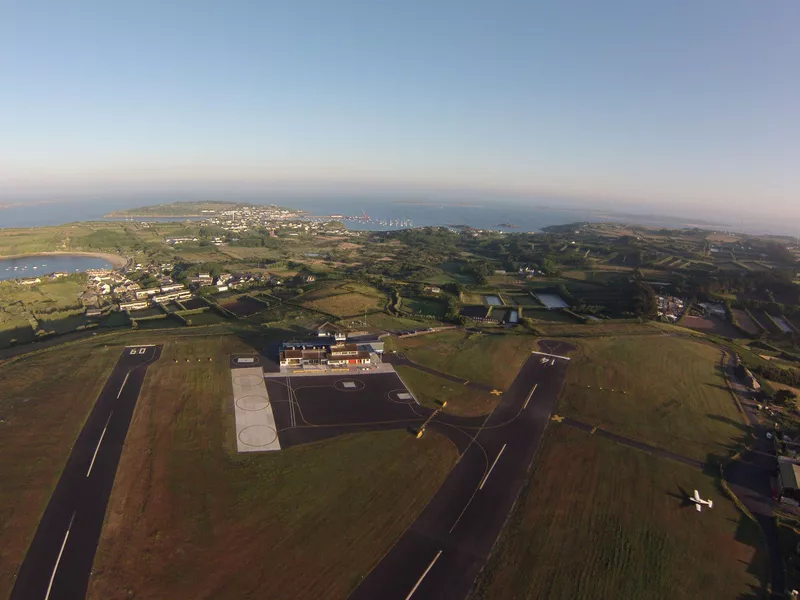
[
  {"xmin": 558, "ymin": 335, "xmax": 747, "ymax": 461},
  {"xmin": 394, "ymin": 365, "xmax": 499, "ymax": 416},
  {"xmin": 299, "ymin": 282, "xmax": 387, "ymax": 317},
  {"xmin": 400, "ymin": 296, "xmax": 447, "ymax": 318},
  {"xmin": 473, "ymin": 427, "xmax": 766, "ymax": 600},
  {"xmin": 391, "ymin": 330, "xmax": 534, "ymax": 389},
  {"xmin": 0, "ymin": 342, "xmax": 120, "ymax": 598},
  {"xmin": 87, "ymin": 336, "xmax": 458, "ymax": 600}
]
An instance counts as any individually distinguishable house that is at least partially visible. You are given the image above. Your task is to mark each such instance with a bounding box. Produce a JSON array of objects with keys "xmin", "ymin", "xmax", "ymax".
[
  {"xmin": 135, "ymin": 288, "xmax": 162, "ymax": 300},
  {"xmin": 160, "ymin": 283, "xmax": 185, "ymax": 293},
  {"xmin": 152, "ymin": 290, "xmax": 193, "ymax": 304},
  {"xmin": 18, "ymin": 277, "xmax": 41, "ymax": 285},
  {"xmin": 119, "ymin": 300, "xmax": 150, "ymax": 311},
  {"xmin": 424, "ymin": 286, "xmax": 442, "ymax": 294},
  {"xmin": 304, "ymin": 274, "xmax": 316, "ymax": 283},
  {"xmin": 317, "ymin": 321, "xmax": 347, "ymax": 342},
  {"xmin": 778, "ymin": 457, "xmax": 800, "ymax": 506},
  {"xmin": 85, "ymin": 308, "xmax": 103, "ymax": 318},
  {"xmin": 216, "ymin": 285, "xmax": 229, "ymax": 293}
]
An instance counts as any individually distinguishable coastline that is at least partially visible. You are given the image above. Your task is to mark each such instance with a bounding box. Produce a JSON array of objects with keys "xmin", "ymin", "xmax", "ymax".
[{"xmin": 0, "ymin": 251, "xmax": 128, "ymax": 268}]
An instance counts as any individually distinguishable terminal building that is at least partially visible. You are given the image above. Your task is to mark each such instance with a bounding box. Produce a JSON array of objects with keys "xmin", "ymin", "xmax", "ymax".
[{"xmin": 279, "ymin": 340, "xmax": 371, "ymax": 369}]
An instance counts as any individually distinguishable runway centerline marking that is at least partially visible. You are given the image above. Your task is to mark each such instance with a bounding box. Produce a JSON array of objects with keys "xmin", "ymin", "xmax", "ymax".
[
  {"xmin": 405, "ymin": 550, "xmax": 443, "ymax": 600},
  {"xmin": 86, "ymin": 412, "xmax": 113, "ymax": 477},
  {"xmin": 523, "ymin": 384, "xmax": 538, "ymax": 410},
  {"xmin": 531, "ymin": 350, "xmax": 572, "ymax": 361},
  {"xmin": 117, "ymin": 372, "xmax": 130, "ymax": 399},
  {"xmin": 479, "ymin": 443, "xmax": 507, "ymax": 490},
  {"xmin": 44, "ymin": 511, "xmax": 75, "ymax": 600}
]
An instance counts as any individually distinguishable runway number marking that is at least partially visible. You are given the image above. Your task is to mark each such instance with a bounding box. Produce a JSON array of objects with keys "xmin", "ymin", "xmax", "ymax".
[
  {"xmin": 45, "ymin": 511, "xmax": 76, "ymax": 600},
  {"xmin": 129, "ymin": 347, "xmax": 148, "ymax": 355},
  {"xmin": 405, "ymin": 550, "xmax": 443, "ymax": 599},
  {"xmin": 86, "ymin": 412, "xmax": 113, "ymax": 477},
  {"xmin": 479, "ymin": 444, "xmax": 507, "ymax": 490},
  {"xmin": 523, "ymin": 384, "xmax": 538, "ymax": 410}
]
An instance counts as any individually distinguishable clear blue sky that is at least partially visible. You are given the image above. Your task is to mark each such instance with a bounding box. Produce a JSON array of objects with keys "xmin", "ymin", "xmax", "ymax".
[{"xmin": 1, "ymin": 0, "xmax": 799, "ymax": 217}]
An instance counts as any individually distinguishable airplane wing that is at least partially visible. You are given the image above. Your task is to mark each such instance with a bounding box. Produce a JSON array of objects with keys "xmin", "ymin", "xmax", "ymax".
[
  {"xmin": 693, "ymin": 489, "xmax": 701, "ymax": 502},
  {"xmin": 695, "ymin": 503, "xmax": 702, "ymax": 512}
]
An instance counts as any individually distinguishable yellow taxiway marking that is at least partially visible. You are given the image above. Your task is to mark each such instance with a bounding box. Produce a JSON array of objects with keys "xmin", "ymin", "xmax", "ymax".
[
  {"xmin": 551, "ymin": 414, "xmax": 565, "ymax": 423},
  {"xmin": 591, "ymin": 426, "xmax": 597, "ymax": 434},
  {"xmin": 490, "ymin": 389, "xmax": 503, "ymax": 396}
]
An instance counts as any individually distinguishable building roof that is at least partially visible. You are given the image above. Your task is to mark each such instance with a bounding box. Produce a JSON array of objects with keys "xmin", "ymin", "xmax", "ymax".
[
  {"xmin": 780, "ymin": 459, "xmax": 800, "ymax": 490},
  {"xmin": 330, "ymin": 343, "xmax": 358, "ymax": 353}
]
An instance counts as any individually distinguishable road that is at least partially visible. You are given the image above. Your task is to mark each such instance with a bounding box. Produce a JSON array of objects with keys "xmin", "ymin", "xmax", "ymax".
[
  {"xmin": 10, "ymin": 345, "xmax": 161, "ymax": 600},
  {"xmin": 720, "ymin": 351, "xmax": 786, "ymax": 598},
  {"xmin": 348, "ymin": 341, "xmax": 574, "ymax": 600}
]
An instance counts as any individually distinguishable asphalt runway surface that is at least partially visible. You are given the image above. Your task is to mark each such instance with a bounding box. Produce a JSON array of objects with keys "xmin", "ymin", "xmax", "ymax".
[
  {"xmin": 264, "ymin": 342, "xmax": 574, "ymax": 600},
  {"xmin": 10, "ymin": 345, "xmax": 161, "ymax": 600},
  {"xmin": 348, "ymin": 341, "xmax": 574, "ymax": 600},
  {"xmin": 264, "ymin": 371, "xmax": 444, "ymax": 448}
]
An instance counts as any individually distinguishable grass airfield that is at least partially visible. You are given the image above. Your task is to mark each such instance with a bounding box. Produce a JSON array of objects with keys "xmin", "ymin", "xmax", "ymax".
[{"xmin": 0, "ymin": 322, "xmax": 771, "ymax": 600}]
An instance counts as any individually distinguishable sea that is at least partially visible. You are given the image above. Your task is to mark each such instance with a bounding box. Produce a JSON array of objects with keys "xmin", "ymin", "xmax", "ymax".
[
  {"xmin": 0, "ymin": 255, "xmax": 115, "ymax": 281},
  {"xmin": 0, "ymin": 193, "xmax": 795, "ymax": 236}
]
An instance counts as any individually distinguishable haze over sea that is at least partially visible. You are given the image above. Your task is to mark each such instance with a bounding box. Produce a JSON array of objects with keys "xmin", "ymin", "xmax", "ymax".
[{"xmin": 0, "ymin": 193, "xmax": 795, "ymax": 237}]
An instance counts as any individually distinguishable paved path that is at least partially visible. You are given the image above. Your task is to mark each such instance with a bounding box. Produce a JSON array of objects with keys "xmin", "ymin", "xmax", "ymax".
[
  {"xmin": 558, "ymin": 416, "xmax": 705, "ymax": 469},
  {"xmin": 348, "ymin": 342, "xmax": 575, "ymax": 600},
  {"xmin": 10, "ymin": 345, "xmax": 161, "ymax": 600},
  {"xmin": 718, "ymin": 350, "xmax": 786, "ymax": 598}
]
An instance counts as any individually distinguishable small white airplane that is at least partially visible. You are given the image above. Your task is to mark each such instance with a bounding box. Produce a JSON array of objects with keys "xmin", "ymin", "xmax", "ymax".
[{"xmin": 691, "ymin": 489, "xmax": 713, "ymax": 512}]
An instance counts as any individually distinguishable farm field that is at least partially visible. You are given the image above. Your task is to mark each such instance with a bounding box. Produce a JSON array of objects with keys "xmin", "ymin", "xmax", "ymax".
[
  {"xmin": 87, "ymin": 337, "xmax": 458, "ymax": 600},
  {"xmin": 525, "ymin": 308, "xmax": 580, "ymax": 323},
  {"xmin": 752, "ymin": 309, "xmax": 780, "ymax": 334},
  {"xmin": 391, "ymin": 330, "xmax": 534, "ymax": 389},
  {"xmin": 680, "ymin": 314, "xmax": 741, "ymax": 339},
  {"xmin": 394, "ymin": 365, "xmax": 499, "ymax": 416},
  {"xmin": 473, "ymin": 427, "xmax": 766, "ymax": 600},
  {"xmin": 558, "ymin": 335, "xmax": 746, "ymax": 462},
  {"xmin": 400, "ymin": 296, "xmax": 447, "ymax": 318},
  {"xmin": 0, "ymin": 341, "xmax": 120, "ymax": 598},
  {"xmin": 298, "ymin": 282, "xmax": 386, "ymax": 318},
  {"xmin": 732, "ymin": 309, "xmax": 760, "ymax": 336},
  {"xmin": 220, "ymin": 294, "xmax": 266, "ymax": 317}
]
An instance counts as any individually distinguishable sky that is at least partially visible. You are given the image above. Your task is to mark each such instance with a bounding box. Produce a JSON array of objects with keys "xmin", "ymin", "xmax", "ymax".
[{"xmin": 1, "ymin": 0, "xmax": 799, "ymax": 219}]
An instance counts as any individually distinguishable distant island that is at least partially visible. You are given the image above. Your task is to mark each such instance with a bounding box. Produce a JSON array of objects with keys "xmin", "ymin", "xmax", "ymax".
[
  {"xmin": 498, "ymin": 223, "xmax": 520, "ymax": 228},
  {"xmin": 105, "ymin": 201, "xmax": 303, "ymax": 218}
]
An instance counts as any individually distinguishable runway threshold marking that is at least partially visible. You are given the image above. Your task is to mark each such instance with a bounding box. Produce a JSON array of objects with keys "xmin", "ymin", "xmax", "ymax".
[
  {"xmin": 479, "ymin": 443, "xmax": 507, "ymax": 490},
  {"xmin": 117, "ymin": 372, "xmax": 130, "ymax": 399},
  {"xmin": 531, "ymin": 350, "xmax": 572, "ymax": 361},
  {"xmin": 523, "ymin": 384, "xmax": 538, "ymax": 409},
  {"xmin": 86, "ymin": 412, "xmax": 113, "ymax": 477},
  {"xmin": 44, "ymin": 511, "xmax": 76, "ymax": 600},
  {"xmin": 405, "ymin": 550, "xmax": 443, "ymax": 599}
]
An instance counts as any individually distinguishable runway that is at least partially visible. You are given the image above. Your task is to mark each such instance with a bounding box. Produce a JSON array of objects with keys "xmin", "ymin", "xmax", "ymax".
[
  {"xmin": 348, "ymin": 341, "xmax": 575, "ymax": 600},
  {"xmin": 10, "ymin": 345, "xmax": 161, "ymax": 600}
]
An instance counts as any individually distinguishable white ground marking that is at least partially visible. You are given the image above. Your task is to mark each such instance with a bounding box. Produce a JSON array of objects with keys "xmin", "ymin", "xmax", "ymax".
[
  {"xmin": 231, "ymin": 367, "xmax": 281, "ymax": 452},
  {"xmin": 479, "ymin": 444, "xmax": 507, "ymax": 490},
  {"xmin": 531, "ymin": 350, "xmax": 572, "ymax": 361},
  {"xmin": 523, "ymin": 384, "xmax": 538, "ymax": 410},
  {"xmin": 116, "ymin": 372, "xmax": 130, "ymax": 399},
  {"xmin": 342, "ymin": 381, "xmax": 357, "ymax": 388},
  {"xmin": 45, "ymin": 511, "xmax": 76, "ymax": 600},
  {"xmin": 397, "ymin": 392, "xmax": 412, "ymax": 400},
  {"xmin": 86, "ymin": 412, "xmax": 113, "ymax": 477},
  {"xmin": 405, "ymin": 550, "xmax": 443, "ymax": 600}
]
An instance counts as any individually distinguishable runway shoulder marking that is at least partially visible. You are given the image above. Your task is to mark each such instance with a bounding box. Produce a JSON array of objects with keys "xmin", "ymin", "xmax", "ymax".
[
  {"xmin": 405, "ymin": 550, "xmax": 443, "ymax": 599},
  {"xmin": 45, "ymin": 511, "xmax": 75, "ymax": 600},
  {"xmin": 523, "ymin": 384, "xmax": 538, "ymax": 409},
  {"xmin": 479, "ymin": 443, "xmax": 507, "ymax": 490}
]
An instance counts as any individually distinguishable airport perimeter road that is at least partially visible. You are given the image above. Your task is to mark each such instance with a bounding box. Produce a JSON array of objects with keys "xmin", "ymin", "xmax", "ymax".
[
  {"xmin": 349, "ymin": 341, "xmax": 575, "ymax": 600},
  {"xmin": 10, "ymin": 345, "xmax": 161, "ymax": 600}
]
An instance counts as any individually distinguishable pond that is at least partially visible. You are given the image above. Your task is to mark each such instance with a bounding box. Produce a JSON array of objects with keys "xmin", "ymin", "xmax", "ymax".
[
  {"xmin": 0, "ymin": 254, "xmax": 117, "ymax": 281},
  {"xmin": 483, "ymin": 295, "xmax": 502, "ymax": 305}
]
